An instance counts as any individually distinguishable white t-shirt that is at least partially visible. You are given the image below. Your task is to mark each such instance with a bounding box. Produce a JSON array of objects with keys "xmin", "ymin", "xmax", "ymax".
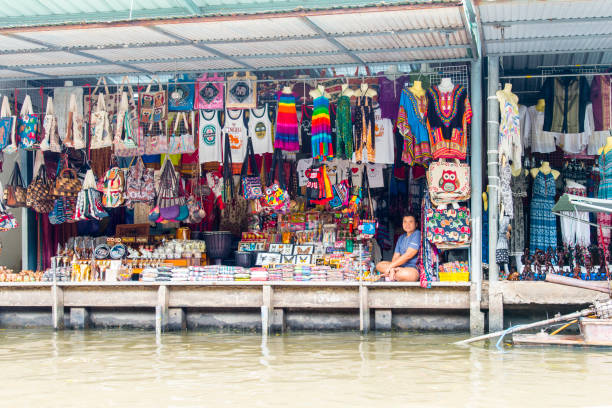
[
  {"xmin": 374, "ymin": 108, "xmax": 395, "ymax": 164},
  {"xmin": 198, "ymin": 110, "xmax": 222, "ymax": 163},
  {"xmin": 349, "ymin": 163, "xmax": 364, "ymax": 187},
  {"xmin": 366, "ymin": 163, "xmax": 385, "ymax": 188},
  {"xmin": 248, "ymin": 104, "xmax": 274, "ymax": 155},
  {"xmin": 323, "ymin": 158, "xmax": 350, "ymax": 184},
  {"xmin": 222, "ymin": 109, "xmax": 248, "ymax": 164},
  {"xmin": 297, "ymin": 158, "xmax": 313, "ymax": 187}
]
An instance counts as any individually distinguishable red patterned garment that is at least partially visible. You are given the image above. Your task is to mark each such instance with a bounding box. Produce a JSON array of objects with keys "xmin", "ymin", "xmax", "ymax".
[{"xmin": 426, "ymin": 85, "xmax": 472, "ymax": 160}]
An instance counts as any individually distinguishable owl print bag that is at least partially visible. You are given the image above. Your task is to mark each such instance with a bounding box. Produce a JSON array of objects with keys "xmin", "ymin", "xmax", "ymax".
[{"xmin": 426, "ymin": 159, "xmax": 471, "ymax": 205}]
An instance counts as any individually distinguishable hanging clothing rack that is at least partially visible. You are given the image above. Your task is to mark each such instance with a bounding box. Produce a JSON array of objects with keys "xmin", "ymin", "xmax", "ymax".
[{"xmin": 0, "ymin": 68, "xmax": 469, "ymax": 93}]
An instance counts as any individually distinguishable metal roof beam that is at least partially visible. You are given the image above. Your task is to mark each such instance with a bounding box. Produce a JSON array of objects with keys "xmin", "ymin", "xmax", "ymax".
[
  {"xmin": 487, "ymin": 33, "xmax": 612, "ymax": 44},
  {"xmin": 483, "ymin": 16, "xmax": 612, "ymax": 27},
  {"xmin": 488, "ymin": 48, "xmax": 612, "ymax": 57},
  {"xmin": 461, "ymin": 0, "xmax": 481, "ymax": 59},
  {"xmin": 146, "ymin": 26, "xmax": 254, "ymax": 71},
  {"xmin": 301, "ymin": 16, "xmax": 364, "ymax": 65},
  {"xmin": 178, "ymin": 0, "xmax": 200, "ymax": 15},
  {"xmin": 7, "ymin": 33, "xmax": 152, "ymax": 74}
]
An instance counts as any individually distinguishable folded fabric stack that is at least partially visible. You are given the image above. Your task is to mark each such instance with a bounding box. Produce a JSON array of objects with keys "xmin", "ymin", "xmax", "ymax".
[
  {"xmin": 249, "ymin": 267, "xmax": 268, "ymax": 281},
  {"xmin": 281, "ymin": 265, "xmax": 294, "ymax": 281},
  {"xmin": 267, "ymin": 267, "xmax": 283, "ymax": 281},
  {"xmin": 293, "ymin": 266, "xmax": 311, "ymax": 281},
  {"xmin": 171, "ymin": 267, "xmax": 189, "ymax": 282},
  {"xmin": 218, "ymin": 266, "xmax": 243, "ymax": 281},
  {"xmin": 156, "ymin": 267, "xmax": 173, "ymax": 282},
  {"xmin": 234, "ymin": 269, "xmax": 251, "ymax": 281},
  {"xmin": 327, "ymin": 268, "xmax": 344, "ymax": 281},
  {"xmin": 311, "ymin": 266, "xmax": 329, "ymax": 281},
  {"xmin": 191, "ymin": 265, "xmax": 220, "ymax": 281},
  {"xmin": 141, "ymin": 267, "xmax": 158, "ymax": 282}
]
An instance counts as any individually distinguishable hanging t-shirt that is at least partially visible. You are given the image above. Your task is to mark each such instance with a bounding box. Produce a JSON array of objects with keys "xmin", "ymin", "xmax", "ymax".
[
  {"xmin": 350, "ymin": 163, "xmax": 364, "ymax": 188},
  {"xmin": 297, "ymin": 158, "xmax": 313, "ymax": 187},
  {"xmin": 374, "ymin": 107, "xmax": 395, "ymax": 164},
  {"xmin": 249, "ymin": 104, "xmax": 274, "ymax": 155},
  {"xmin": 199, "ymin": 110, "xmax": 222, "ymax": 164},
  {"xmin": 222, "ymin": 109, "xmax": 247, "ymax": 164},
  {"xmin": 323, "ymin": 158, "xmax": 350, "ymax": 185},
  {"xmin": 366, "ymin": 163, "xmax": 385, "ymax": 188}
]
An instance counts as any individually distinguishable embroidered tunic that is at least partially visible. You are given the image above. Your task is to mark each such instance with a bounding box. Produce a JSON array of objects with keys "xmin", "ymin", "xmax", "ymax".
[
  {"xmin": 426, "ymin": 85, "xmax": 472, "ymax": 160},
  {"xmin": 397, "ymin": 88, "xmax": 430, "ymax": 166}
]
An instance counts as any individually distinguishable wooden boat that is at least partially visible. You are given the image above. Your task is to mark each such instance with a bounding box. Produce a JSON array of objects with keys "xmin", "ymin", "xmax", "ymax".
[{"xmin": 513, "ymin": 318, "xmax": 612, "ymax": 347}]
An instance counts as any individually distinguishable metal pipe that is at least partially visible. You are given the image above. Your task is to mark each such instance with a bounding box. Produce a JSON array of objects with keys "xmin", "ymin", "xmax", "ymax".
[
  {"xmin": 470, "ymin": 58, "xmax": 483, "ymax": 302},
  {"xmin": 499, "ymin": 72, "xmax": 612, "ymax": 80}
]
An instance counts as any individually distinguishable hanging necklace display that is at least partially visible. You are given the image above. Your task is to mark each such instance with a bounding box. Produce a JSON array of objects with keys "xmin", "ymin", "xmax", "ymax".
[{"xmin": 226, "ymin": 71, "xmax": 257, "ymax": 109}]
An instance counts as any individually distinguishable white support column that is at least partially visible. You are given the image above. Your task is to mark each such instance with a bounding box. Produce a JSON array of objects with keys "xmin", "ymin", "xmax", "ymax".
[{"xmin": 487, "ymin": 56, "xmax": 503, "ymax": 332}]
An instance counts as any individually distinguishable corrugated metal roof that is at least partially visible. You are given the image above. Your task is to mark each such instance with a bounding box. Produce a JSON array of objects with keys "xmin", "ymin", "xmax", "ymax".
[
  {"xmin": 133, "ymin": 59, "xmax": 244, "ymax": 73},
  {"xmin": 358, "ymin": 48, "xmax": 467, "ymax": 63},
  {"xmin": 0, "ymin": 51, "xmax": 96, "ymax": 67},
  {"xmin": 0, "ymin": 0, "xmax": 458, "ymax": 29},
  {"xmin": 207, "ymin": 39, "xmax": 339, "ymax": 57},
  {"xmin": 157, "ymin": 18, "xmax": 318, "ymax": 42},
  {"xmin": 337, "ymin": 31, "xmax": 469, "ymax": 50},
  {"xmin": 479, "ymin": 0, "xmax": 612, "ymax": 56},
  {"xmin": 247, "ymin": 54, "xmax": 356, "ymax": 69},
  {"xmin": 308, "ymin": 7, "xmax": 464, "ymax": 34},
  {"xmin": 479, "ymin": 0, "xmax": 612, "ymax": 23},
  {"xmin": 28, "ymin": 64, "xmax": 135, "ymax": 77},
  {"xmin": 0, "ymin": 34, "xmax": 45, "ymax": 51},
  {"xmin": 85, "ymin": 45, "xmax": 215, "ymax": 62},
  {"xmin": 0, "ymin": 69, "xmax": 35, "ymax": 79},
  {"xmin": 0, "ymin": 3, "xmax": 472, "ymax": 81},
  {"xmin": 15, "ymin": 26, "xmax": 179, "ymax": 48}
]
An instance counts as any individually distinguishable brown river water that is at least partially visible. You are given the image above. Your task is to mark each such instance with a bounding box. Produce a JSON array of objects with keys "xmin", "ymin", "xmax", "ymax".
[{"xmin": 0, "ymin": 329, "xmax": 611, "ymax": 408}]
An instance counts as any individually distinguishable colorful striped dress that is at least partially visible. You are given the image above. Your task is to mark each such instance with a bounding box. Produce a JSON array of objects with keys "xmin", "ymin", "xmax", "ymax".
[
  {"xmin": 274, "ymin": 92, "xmax": 299, "ymax": 151},
  {"xmin": 311, "ymin": 95, "xmax": 333, "ymax": 161}
]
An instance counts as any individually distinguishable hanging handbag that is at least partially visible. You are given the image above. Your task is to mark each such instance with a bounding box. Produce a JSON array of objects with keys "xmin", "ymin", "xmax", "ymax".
[
  {"xmin": 240, "ymin": 137, "xmax": 263, "ymax": 200},
  {"xmin": 4, "ymin": 161, "xmax": 27, "ymax": 208},
  {"xmin": 26, "ymin": 156, "xmax": 54, "ymax": 214},
  {"xmin": 41, "ymin": 96, "xmax": 60, "ymax": 152},
  {"xmin": 168, "ymin": 74, "xmax": 195, "ymax": 112},
  {"xmin": 425, "ymin": 204, "xmax": 471, "ymax": 249},
  {"xmin": 17, "ymin": 94, "xmax": 39, "ymax": 150},
  {"xmin": 226, "ymin": 71, "xmax": 257, "ymax": 109},
  {"xmin": 0, "ymin": 183, "xmax": 18, "ymax": 231},
  {"xmin": 194, "ymin": 72, "xmax": 224, "ymax": 110},
  {"xmin": 140, "ymin": 77, "xmax": 167, "ymax": 123},
  {"xmin": 97, "ymin": 163, "xmax": 125, "ymax": 208},
  {"xmin": 145, "ymin": 122, "xmax": 168, "ymax": 155},
  {"xmin": 63, "ymin": 93, "xmax": 85, "ymax": 150},
  {"xmin": 0, "ymin": 95, "xmax": 16, "ymax": 152},
  {"xmin": 426, "ymin": 159, "xmax": 471, "ymax": 206},
  {"xmin": 113, "ymin": 77, "xmax": 142, "ymax": 156},
  {"xmin": 85, "ymin": 77, "xmax": 117, "ymax": 128},
  {"xmin": 53, "ymin": 167, "xmax": 82, "ymax": 197},
  {"xmin": 167, "ymin": 111, "xmax": 196, "ymax": 155},
  {"xmin": 91, "ymin": 92, "xmax": 112, "ymax": 149},
  {"xmin": 125, "ymin": 156, "xmax": 155, "ymax": 204},
  {"xmin": 157, "ymin": 158, "xmax": 183, "ymax": 221},
  {"xmin": 219, "ymin": 133, "xmax": 248, "ymax": 235}
]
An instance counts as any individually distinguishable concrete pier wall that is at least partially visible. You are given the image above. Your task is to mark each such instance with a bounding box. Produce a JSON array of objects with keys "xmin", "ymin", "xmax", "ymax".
[{"xmin": 0, "ymin": 281, "xmax": 606, "ymax": 332}]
